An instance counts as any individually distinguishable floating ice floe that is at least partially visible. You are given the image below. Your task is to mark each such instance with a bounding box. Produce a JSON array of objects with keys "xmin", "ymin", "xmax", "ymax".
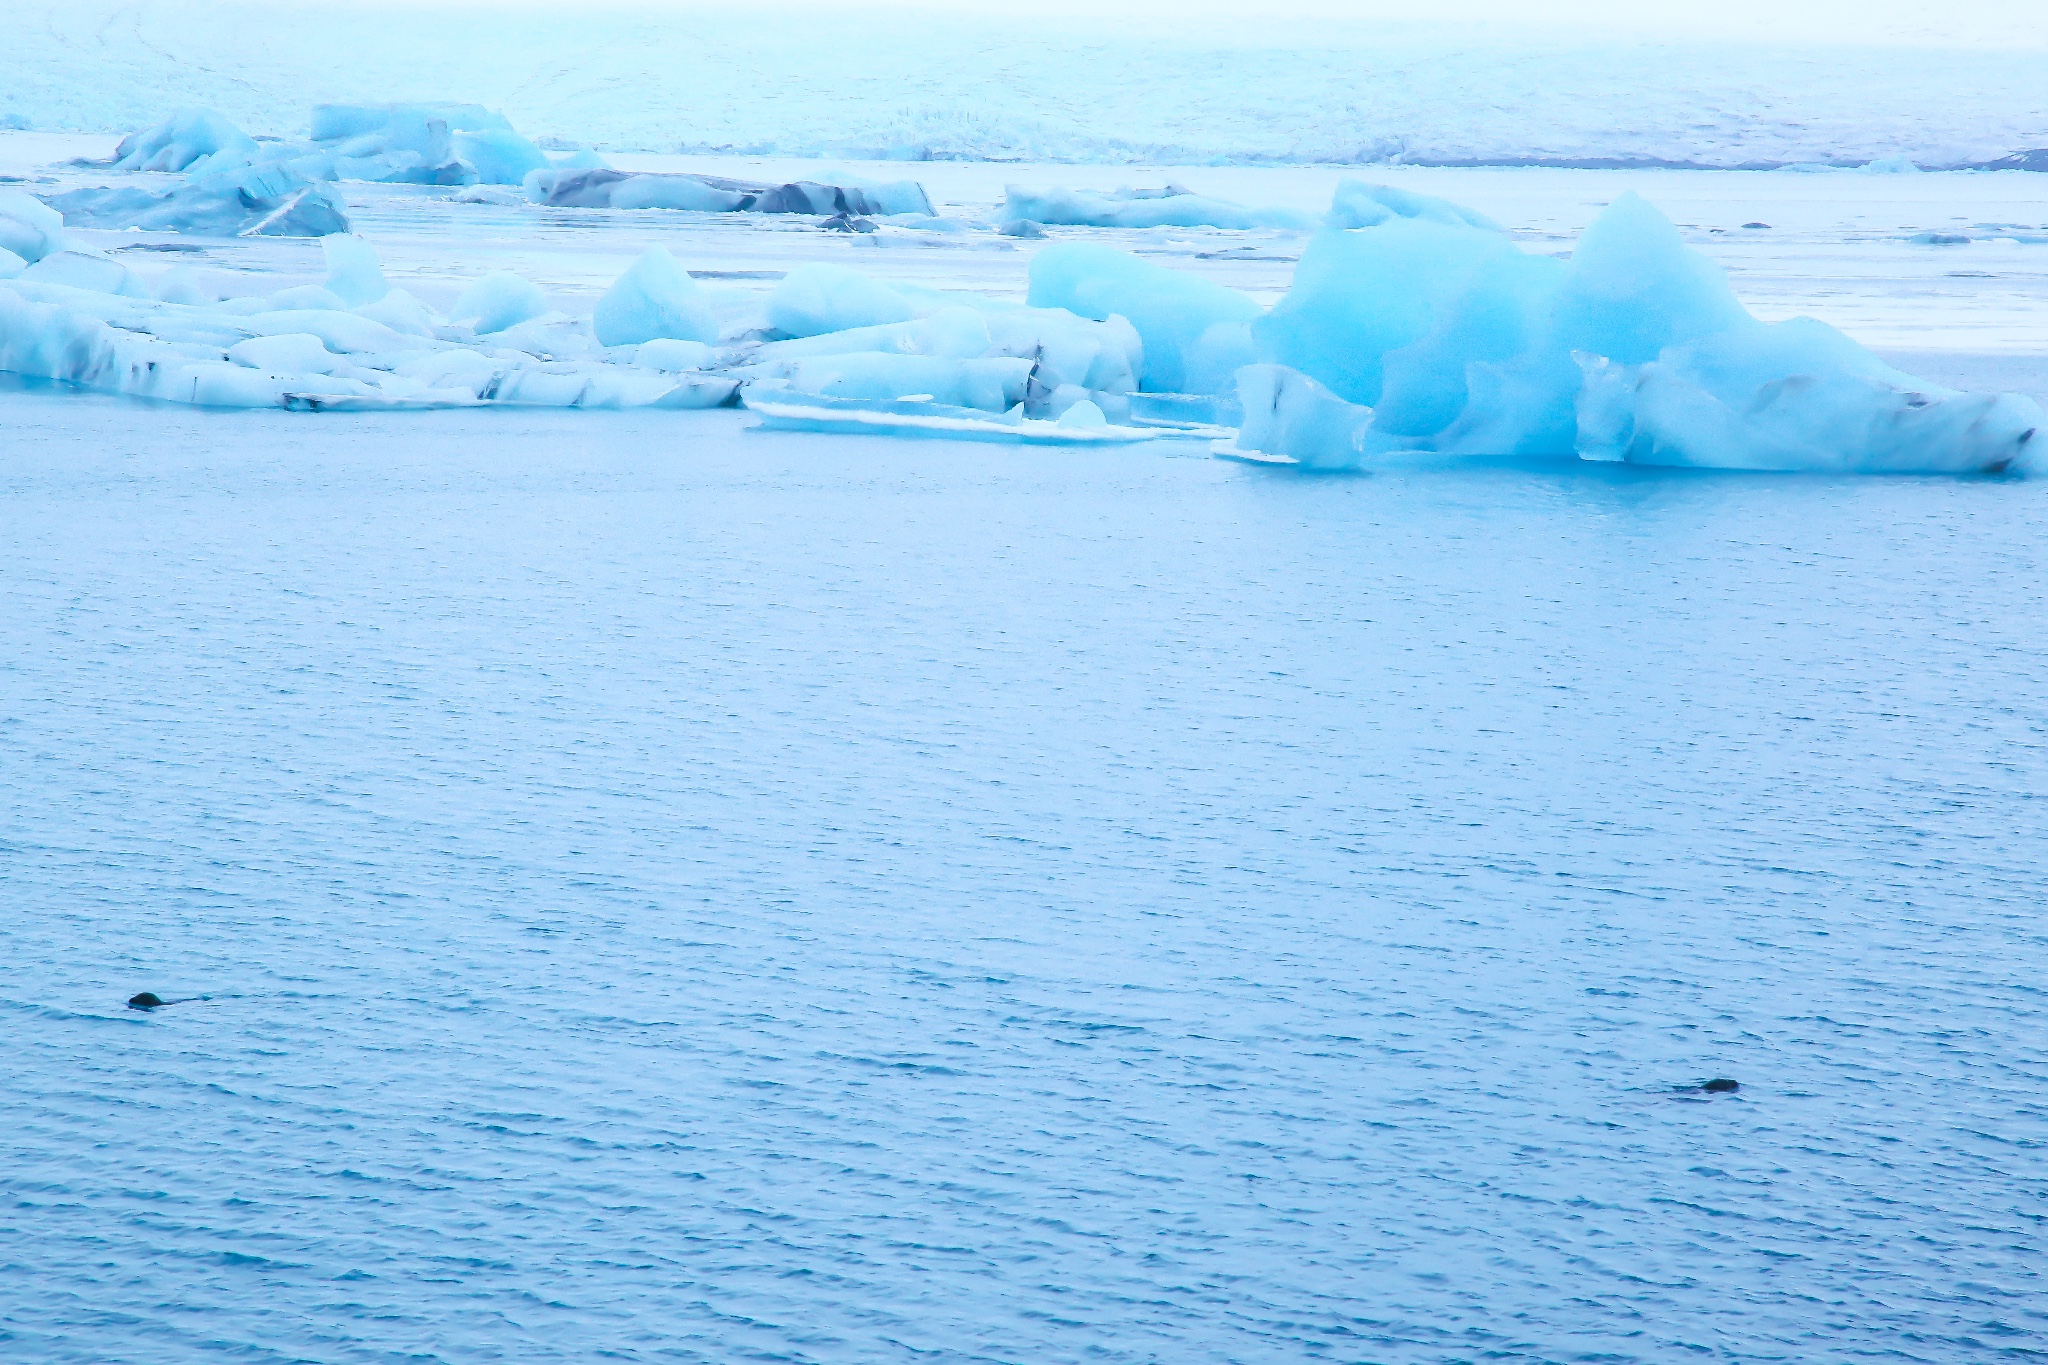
[
  {"xmin": 1219, "ymin": 186, "xmax": 2043, "ymax": 475},
  {"xmin": 526, "ymin": 168, "xmax": 934, "ymax": 217},
  {"xmin": 743, "ymin": 391, "xmax": 1160, "ymax": 445},
  {"xmin": 1004, "ymin": 184, "xmax": 1315, "ymax": 231}
]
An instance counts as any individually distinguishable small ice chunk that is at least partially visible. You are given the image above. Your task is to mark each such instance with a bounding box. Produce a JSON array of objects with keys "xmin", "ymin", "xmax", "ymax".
[
  {"xmin": 635, "ymin": 338, "xmax": 714, "ymax": 371},
  {"xmin": 1056, "ymin": 398, "xmax": 1108, "ymax": 428},
  {"xmin": 322, "ymin": 235, "xmax": 391, "ymax": 307},
  {"xmin": 1230, "ymin": 364, "xmax": 1377, "ymax": 469},
  {"xmin": 0, "ymin": 188, "xmax": 65, "ymax": 265},
  {"xmin": 449, "ymin": 271, "xmax": 547, "ymax": 334},
  {"xmin": 769, "ymin": 264, "xmax": 914, "ymax": 338},
  {"xmin": 593, "ymin": 246, "xmax": 716, "ymax": 346},
  {"xmin": 227, "ymin": 333, "xmax": 341, "ymax": 375}
]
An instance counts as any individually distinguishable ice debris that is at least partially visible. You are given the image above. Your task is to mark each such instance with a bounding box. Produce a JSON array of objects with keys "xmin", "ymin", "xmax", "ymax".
[
  {"xmin": 527, "ymin": 168, "xmax": 933, "ymax": 217},
  {"xmin": 1005, "ymin": 184, "xmax": 1315, "ymax": 231}
]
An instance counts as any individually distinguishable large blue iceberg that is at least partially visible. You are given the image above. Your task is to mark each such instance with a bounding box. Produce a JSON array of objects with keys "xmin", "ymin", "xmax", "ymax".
[{"xmin": 1228, "ymin": 187, "xmax": 2041, "ymax": 475}]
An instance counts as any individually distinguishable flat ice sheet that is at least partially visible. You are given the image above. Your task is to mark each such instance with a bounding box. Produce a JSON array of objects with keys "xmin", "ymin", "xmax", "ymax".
[{"xmin": 3, "ymin": 385, "xmax": 2045, "ymax": 1363}]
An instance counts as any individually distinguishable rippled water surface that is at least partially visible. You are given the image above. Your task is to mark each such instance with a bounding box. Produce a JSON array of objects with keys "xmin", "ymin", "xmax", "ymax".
[{"xmin": 4, "ymin": 388, "xmax": 2045, "ymax": 1364}]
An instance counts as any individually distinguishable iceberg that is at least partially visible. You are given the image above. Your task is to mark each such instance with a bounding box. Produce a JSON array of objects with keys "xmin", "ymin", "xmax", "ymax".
[
  {"xmin": 1221, "ymin": 365, "xmax": 1377, "ymax": 469},
  {"xmin": 1005, "ymin": 185, "xmax": 1315, "ymax": 231},
  {"xmin": 1027, "ymin": 243, "xmax": 1260, "ymax": 392},
  {"xmin": 94, "ymin": 103, "xmax": 554, "ymax": 190},
  {"xmin": 322, "ymin": 235, "xmax": 391, "ymax": 308},
  {"xmin": 0, "ymin": 189, "xmax": 66, "ymax": 264},
  {"xmin": 752, "ymin": 307, "xmax": 991, "ymax": 363},
  {"xmin": 1325, "ymin": 180, "xmax": 1504, "ymax": 232},
  {"xmin": 1574, "ymin": 321, "xmax": 2041, "ymax": 475},
  {"xmin": 0, "ymin": 276, "xmax": 741, "ymax": 412},
  {"xmin": 449, "ymin": 273, "xmax": 548, "ymax": 335},
  {"xmin": 307, "ymin": 103, "xmax": 546, "ymax": 185},
  {"xmin": 592, "ymin": 247, "xmax": 718, "ymax": 347},
  {"xmin": 1226, "ymin": 186, "xmax": 2043, "ymax": 474},
  {"xmin": 17, "ymin": 249, "xmax": 148, "ymax": 296},
  {"xmin": 100, "ymin": 109, "xmax": 259, "ymax": 174},
  {"xmin": 525, "ymin": 168, "xmax": 933, "ymax": 217},
  {"xmin": 44, "ymin": 162, "xmax": 350, "ymax": 238},
  {"xmin": 743, "ymin": 353, "xmax": 1034, "ymax": 412},
  {"xmin": 768, "ymin": 265, "xmax": 915, "ymax": 338}
]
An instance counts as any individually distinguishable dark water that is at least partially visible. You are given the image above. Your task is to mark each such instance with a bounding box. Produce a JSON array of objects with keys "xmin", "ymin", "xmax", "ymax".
[{"xmin": 4, "ymin": 389, "xmax": 2044, "ymax": 1363}]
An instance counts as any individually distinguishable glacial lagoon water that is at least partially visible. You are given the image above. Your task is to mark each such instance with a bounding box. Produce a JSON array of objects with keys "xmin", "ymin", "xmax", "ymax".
[{"xmin": 3, "ymin": 386, "xmax": 2044, "ymax": 1363}]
